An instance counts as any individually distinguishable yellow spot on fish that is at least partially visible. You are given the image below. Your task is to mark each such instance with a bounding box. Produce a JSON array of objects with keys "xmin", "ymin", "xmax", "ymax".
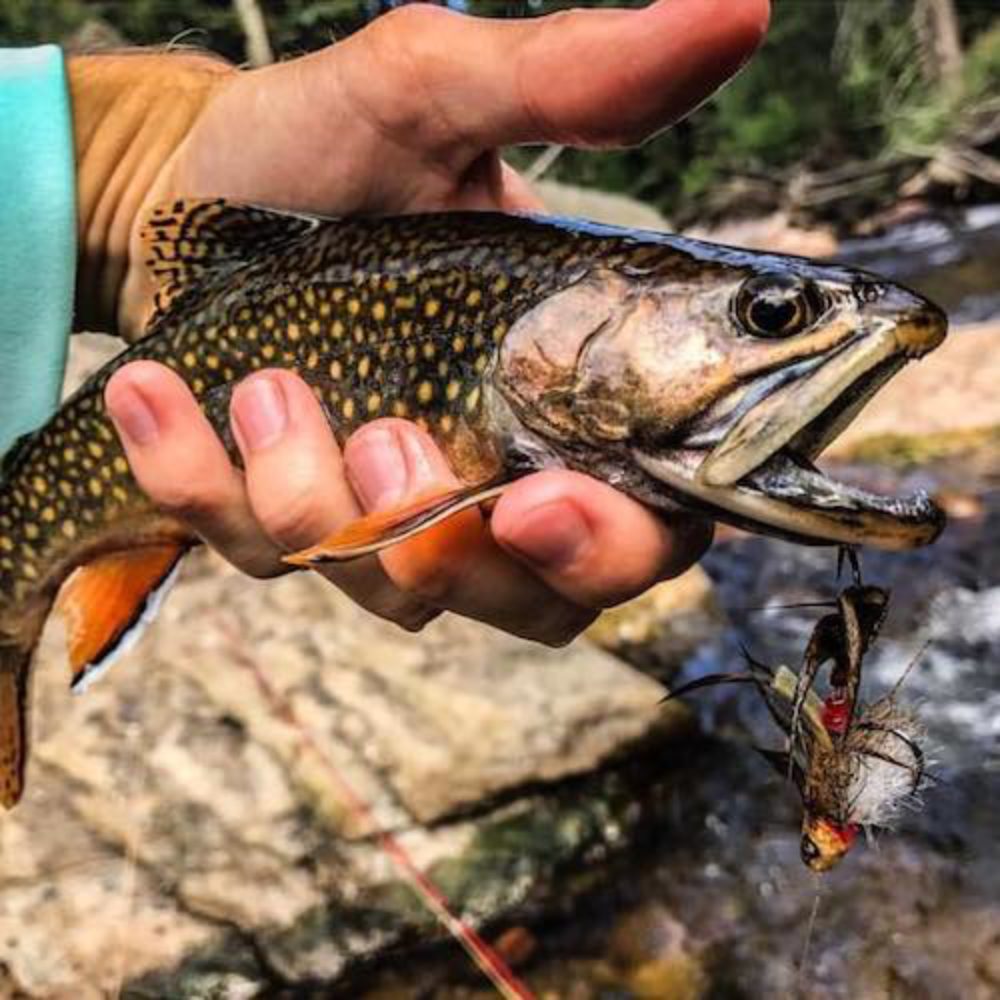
[
  {"xmin": 58, "ymin": 481, "xmax": 72, "ymax": 498},
  {"xmin": 453, "ymin": 336, "xmax": 467, "ymax": 354},
  {"xmin": 261, "ymin": 344, "xmax": 275, "ymax": 360},
  {"xmin": 287, "ymin": 293, "xmax": 299, "ymax": 309},
  {"xmin": 24, "ymin": 523, "xmax": 39, "ymax": 540},
  {"xmin": 392, "ymin": 400, "xmax": 408, "ymax": 417},
  {"xmin": 263, "ymin": 314, "xmax": 275, "ymax": 330},
  {"xmin": 348, "ymin": 298, "xmax": 361, "ymax": 316},
  {"xmin": 0, "ymin": 537, "xmax": 12, "ymax": 552},
  {"xmin": 446, "ymin": 380, "xmax": 461, "ymax": 402},
  {"xmin": 97, "ymin": 424, "xmax": 114, "ymax": 443},
  {"xmin": 87, "ymin": 442, "xmax": 103, "ymax": 459},
  {"xmin": 114, "ymin": 456, "xmax": 128, "ymax": 474},
  {"xmin": 63, "ymin": 447, "xmax": 76, "ymax": 463},
  {"xmin": 332, "ymin": 320, "xmax": 345, "ymax": 339},
  {"xmin": 192, "ymin": 379, "xmax": 206, "ymax": 394},
  {"xmin": 206, "ymin": 355, "xmax": 220, "ymax": 370},
  {"xmin": 333, "ymin": 288, "xmax": 346, "ymax": 303},
  {"xmin": 342, "ymin": 398, "xmax": 355, "ymax": 420},
  {"xmin": 492, "ymin": 275, "xmax": 509, "ymax": 295},
  {"xmin": 439, "ymin": 414, "xmax": 454, "ymax": 433},
  {"xmin": 112, "ymin": 485, "xmax": 129, "ymax": 503},
  {"xmin": 395, "ymin": 295, "xmax": 416, "ymax": 311},
  {"xmin": 367, "ymin": 393, "xmax": 382, "ymax": 414},
  {"xmin": 475, "ymin": 354, "xmax": 488, "ymax": 374},
  {"xmin": 493, "ymin": 322, "xmax": 507, "ymax": 342},
  {"xmin": 88, "ymin": 478, "xmax": 103, "ymax": 498},
  {"xmin": 288, "ymin": 322, "xmax": 301, "ymax": 342},
  {"xmin": 466, "ymin": 289, "xmax": 482, "ymax": 307},
  {"xmin": 31, "ymin": 476, "xmax": 48, "ymax": 495},
  {"xmin": 306, "ymin": 350, "xmax": 319, "ymax": 370},
  {"xmin": 385, "ymin": 278, "xmax": 398, "ymax": 294},
  {"xmin": 22, "ymin": 563, "xmax": 37, "ymax": 580},
  {"xmin": 372, "ymin": 301, "xmax": 387, "ymax": 322},
  {"xmin": 309, "ymin": 319, "xmax": 320, "ymax": 336},
  {"xmin": 405, "ymin": 344, "xmax": 418, "ymax": 363},
  {"xmin": 305, "ymin": 289, "xmax": 316, "ymax": 308},
  {"xmin": 330, "ymin": 360, "xmax": 342, "ymax": 380},
  {"xmin": 61, "ymin": 520, "xmax": 77, "ymax": 539},
  {"xmin": 246, "ymin": 325, "xmax": 259, "ymax": 341},
  {"xmin": 183, "ymin": 351, "xmax": 197, "ymax": 368},
  {"xmin": 424, "ymin": 299, "xmax": 441, "ymax": 319},
  {"xmin": 417, "ymin": 381, "xmax": 434, "ymax": 405},
  {"xmin": 41, "ymin": 506, "xmax": 56, "ymax": 523},
  {"xmin": 358, "ymin": 356, "xmax": 371, "ymax": 379},
  {"xmin": 422, "ymin": 342, "xmax": 436, "ymax": 360}
]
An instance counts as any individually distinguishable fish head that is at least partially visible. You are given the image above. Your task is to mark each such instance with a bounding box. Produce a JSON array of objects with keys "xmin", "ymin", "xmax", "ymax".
[
  {"xmin": 496, "ymin": 233, "xmax": 948, "ymax": 550},
  {"xmin": 800, "ymin": 815, "xmax": 859, "ymax": 872}
]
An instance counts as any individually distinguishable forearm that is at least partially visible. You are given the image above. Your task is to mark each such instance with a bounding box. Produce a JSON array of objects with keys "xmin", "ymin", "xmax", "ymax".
[{"xmin": 67, "ymin": 53, "xmax": 235, "ymax": 335}]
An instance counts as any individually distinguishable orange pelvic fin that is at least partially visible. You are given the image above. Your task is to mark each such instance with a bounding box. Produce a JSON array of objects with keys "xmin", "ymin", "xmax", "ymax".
[
  {"xmin": 57, "ymin": 544, "xmax": 187, "ymax": 693},
  {"xmin": 0, "ymin": 645, "xmax": 31, "ymax": 808},
  {"xmin": 284, "ymin": 481, "xmax": 508, "ymax": 565}
]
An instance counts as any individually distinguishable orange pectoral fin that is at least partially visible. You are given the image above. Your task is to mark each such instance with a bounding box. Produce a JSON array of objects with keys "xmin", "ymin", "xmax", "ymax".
[
  {"xmin": 57, "ymin": 543, "xmax": 187, "ymax": 692},
  {"xmin": 283, "ymin": 482, "xmax": 508, "ymax": 565}
]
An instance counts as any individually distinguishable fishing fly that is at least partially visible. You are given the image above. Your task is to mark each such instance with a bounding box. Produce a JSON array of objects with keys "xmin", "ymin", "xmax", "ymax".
[{"xmin": 666, "ymin": 554, "xmax": 928, "ymax": 871}]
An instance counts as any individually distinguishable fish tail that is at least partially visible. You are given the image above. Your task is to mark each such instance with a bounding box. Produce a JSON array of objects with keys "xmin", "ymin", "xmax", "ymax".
[{"xmin": 0, "ymin": 636, "xmax": 37, "ymax": 809}]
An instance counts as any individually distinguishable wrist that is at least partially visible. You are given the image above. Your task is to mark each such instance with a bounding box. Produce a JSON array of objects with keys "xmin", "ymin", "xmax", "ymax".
[{"xmin": 67, "ymin": 52, "xmax": 235, "ymax": 336}]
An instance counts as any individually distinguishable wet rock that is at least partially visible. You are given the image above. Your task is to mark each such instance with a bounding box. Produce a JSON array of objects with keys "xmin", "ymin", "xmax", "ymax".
[{"xmin": 586, "ymin": 567, "xmax": 724, "ymax": 679}]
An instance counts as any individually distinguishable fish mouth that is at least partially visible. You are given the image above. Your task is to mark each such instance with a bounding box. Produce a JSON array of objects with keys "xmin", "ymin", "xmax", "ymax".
[{"xmin": 634, "ymin": 309, "xmax": 948, "ymax": 550}]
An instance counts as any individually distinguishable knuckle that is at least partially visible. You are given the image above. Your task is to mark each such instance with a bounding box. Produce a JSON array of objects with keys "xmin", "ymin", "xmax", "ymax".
[
  {"xmin": 147, "ymin": 478, "xmax": 230, "ymax": 522},
  {"xmin": 257, "ymin": 486, "xmax": 324, "ymax": 548},
  {"xmin": 386, "ymin": 558, "xmax": 458, "ymax": 607}
]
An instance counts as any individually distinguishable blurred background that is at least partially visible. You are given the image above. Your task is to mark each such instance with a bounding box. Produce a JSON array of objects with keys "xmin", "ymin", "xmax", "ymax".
[{"xmin": 0, "ymin": 2, "xmax": 998, "ymax": 998}]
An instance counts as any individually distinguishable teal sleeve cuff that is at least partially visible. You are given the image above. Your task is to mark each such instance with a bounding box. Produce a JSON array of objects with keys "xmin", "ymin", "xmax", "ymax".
[{"xmin": 0, "ymin": 45, "xmax": 75, "ymax": 456}]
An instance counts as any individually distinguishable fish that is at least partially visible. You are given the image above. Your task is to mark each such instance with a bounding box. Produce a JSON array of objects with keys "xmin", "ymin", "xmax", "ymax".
[
  {"xmin": 666, "ymin": 582, "xmax": 927, "ymax": 872},
  {"xmin": 0, "ymin": 198, "xmax": 948, "ymax": 807}
]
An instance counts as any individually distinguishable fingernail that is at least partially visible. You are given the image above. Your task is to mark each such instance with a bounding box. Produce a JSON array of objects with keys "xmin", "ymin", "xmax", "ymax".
[
  {"xmin": 232, "ymin": 375, "xmax": 288, "ymax": 452},
  {"xmin": 109, "ymin": 385, "xmax": 159, "ymax": 446},
  {"xmin": 347, "ymin": 426, "xmax": 408, "ymax": 510},
  {"xmin": 503, "ymin": 501, "xmax": 590, "ymax": 571}
]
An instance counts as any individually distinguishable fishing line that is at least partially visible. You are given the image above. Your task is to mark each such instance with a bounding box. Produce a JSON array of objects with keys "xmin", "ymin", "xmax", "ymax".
[
  {"xmin": 218, "ymin": 619, "xmax": 536, "ymax": 1000},
  {"xmin": 795, "ymin": 874, "xmax": 826, "ymax": 999}
]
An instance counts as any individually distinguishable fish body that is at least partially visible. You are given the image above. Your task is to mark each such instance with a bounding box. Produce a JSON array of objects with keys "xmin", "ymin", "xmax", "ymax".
[{"xmin": 0, "ymin": 199, "xmax": 948, "ymax": 806}]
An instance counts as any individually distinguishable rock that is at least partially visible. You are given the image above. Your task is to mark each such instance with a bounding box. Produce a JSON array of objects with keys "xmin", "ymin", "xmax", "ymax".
[
  {"xmin": 536, "ymin": 179, "xmax": 671, "ymax": 230},
  {"xmin": 828, "ymin": 321, "xmax": 1000, "ymax": 457},
  {"xmin": 606, "ymin": 903, "xmax": 708, "ymax": 1000},
  {"xmin": 586, "ymin": 567, "xmax": 724, "ymax": 679},
  {"xmin": 685, "ymin": 211, "xmax": 838, "ymax": 258},
  {"xmin": 1, "ymin": 550, "xmax": 692, "ymax": 995}
]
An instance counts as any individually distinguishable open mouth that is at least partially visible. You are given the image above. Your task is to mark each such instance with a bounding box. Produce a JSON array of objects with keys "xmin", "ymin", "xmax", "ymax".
[{"xmin": 633, "ymin": 326, "xmax": 947, "ymax": 550}]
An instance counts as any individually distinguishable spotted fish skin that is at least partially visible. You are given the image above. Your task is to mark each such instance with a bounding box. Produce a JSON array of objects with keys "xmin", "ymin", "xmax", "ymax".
[
  {"xmin": 0, "ymin": 198, "xmax": 948, "ymax": 807},
  {"xmin": 0, "ymin": 206, "xmax": 641, "ymax": 614}
]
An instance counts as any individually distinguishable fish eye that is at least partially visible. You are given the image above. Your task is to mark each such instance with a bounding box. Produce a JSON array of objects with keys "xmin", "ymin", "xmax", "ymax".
[{"xmin": 735, "ymin": 273, "xmax": 823, "ymax": 339}]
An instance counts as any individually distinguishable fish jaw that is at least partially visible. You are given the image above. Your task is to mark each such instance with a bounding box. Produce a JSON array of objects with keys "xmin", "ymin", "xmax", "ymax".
[{"xmin": 627, "ymin": 281, "xmax": 948, "ymax": 550}]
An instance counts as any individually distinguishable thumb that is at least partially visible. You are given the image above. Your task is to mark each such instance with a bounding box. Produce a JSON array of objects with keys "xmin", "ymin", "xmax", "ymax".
[{"xmin": 332, "ymin": 0, "xmax": 770, "ymax": 156}]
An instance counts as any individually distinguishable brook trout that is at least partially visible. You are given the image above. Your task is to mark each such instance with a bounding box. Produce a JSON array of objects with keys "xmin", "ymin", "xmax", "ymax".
[{"xmin": 0, "ymin": 199, "xmax": 947, "ymax": 807}]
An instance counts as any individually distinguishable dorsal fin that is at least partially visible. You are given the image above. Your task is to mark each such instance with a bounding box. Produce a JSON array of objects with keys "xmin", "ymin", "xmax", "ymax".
[{"xmin": 140, "ymin": 198, "xmax": 325, "ymax": 318}]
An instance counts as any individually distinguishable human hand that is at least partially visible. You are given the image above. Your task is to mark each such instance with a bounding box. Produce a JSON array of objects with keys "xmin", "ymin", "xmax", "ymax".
[{"xmin": 75, "ymin": 1, "xmax": 769, "ymax": 642}]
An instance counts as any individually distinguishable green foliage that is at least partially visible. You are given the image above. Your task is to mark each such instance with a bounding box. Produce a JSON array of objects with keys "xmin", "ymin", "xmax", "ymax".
[{"xmin": 0, "ymin": 0, "xmax": 995, "ymax": 217}]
